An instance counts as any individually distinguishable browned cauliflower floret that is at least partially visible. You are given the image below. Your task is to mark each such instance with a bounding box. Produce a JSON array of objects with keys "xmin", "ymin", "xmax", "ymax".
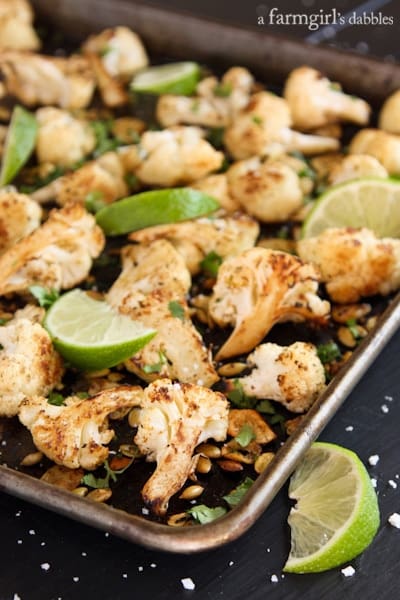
[
  {"xmin": 349, "ymin": 129, "xmax": 400, "ymax": 175},
  {"xmin": 135, "ymin": 379, "xmax": 229, "ymax": 514},
  {"xmin": 19, "ymin": 386, "xmax": 144, "ymax": 470},
  {"xmin": 107, "ymin": 240, "xmax": 218, "ymax": 387},
  {"xmin": 0, "ymin": 188, "xmax": 41, "ymax": 253},
  {"xmin": 327, "ymin": 154, "xmax": 388, "ymax": 186},
  {"xmin": 0, "ymin": 0, "xmax": 40, "ymax": 50},
  {"xmin": 119, "ymin": 126, "xmax": 224, "ymax": 187},
  {"xmin": 226, "ymin": 157, "xmax": 303, "ymax": 222},
  {"xmin": 378, "ymin": 89, "xmax": 400, "ymax": 134},
  {"xmin": 209, "ymin": 247, "xmax": 330, "ymax": 360},
  {"xmin": 284, "ymin": 66, "xmax": 370, "ymax": 130},
  {"xmin": 128, "ymin": 213, "xmax": 260, "ymax": 275},
  {"xmin": 223, "ymin": 91, "xmax": 339, "ymax": 160},
  {"xmin": 0, "ymin": 203, "xmax": 105, "ymax": 295},
  {"xmin": 35, "ymin": 107, "xmax": 96, "ymax": 168},
  {"xmin": 0, "ymin": 314, "xmax": 64, "ymax": 417},
  {"xmin": 297, "ymin": 227, "xmax": 400, "ymax": 303},
  {"xmin": 236, "ymin": 342, "xmax": 325, "ymax": 413},
  {"xmin": 191, "ymin": 174, "xmax": 241, "ymax": 212},
  {"xmin": 0, "ymin": 51, "xmax": 95, "ymax": 108}
]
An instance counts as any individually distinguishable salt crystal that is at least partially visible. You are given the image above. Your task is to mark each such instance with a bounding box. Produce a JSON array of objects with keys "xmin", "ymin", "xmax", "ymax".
[
  {"xmin": 270, "ymin": 574, "xmax": 279, "ymax": 583},
  {"xmin": 181, "ymin": 577, "xmax": 196, "ymax": 590},
  {"xmin": 138, "ymin": 566, "xmax": 143, "ymax": 572},
  {"xmin": 341, "ymin": 565, "xmax": 355, "ymax": 577},
  {"xmin": 228, "ymin": 561, "xmax": 234, "ymax": 567},
  {"xmin": 388, "ymin": 480, "xmax": 397, "ymax": 489},
  {"xmin": 381, "ymin": 405, "xmax": 389, "ymax": 414},
  {"xmin": 384, "ymin": 395, "xmax": 393, "ymax": 402},
  {"xmin": 368, "ymin": 455, "xmax": 379, "ymax": 466},
  {"xmin": 141, "ymin": 507, "xmax": 149, "ymax": 516},
  {"xmin": 40, "ymin": 563, "xmax": 50, "ymax": 572},
  {"xmin": 104, "ymin": 532, "xmax": 109, "ymax": 537},
  {"xmin": 15, "ymin": 511, "xmax": 21, "ymax": 517},
  {"xmin": 388, "ymin": 513, "xmax": 400, "ymax": 529},
  {"xmin": 150, "ymin": 563, "xmax": 157, "ymax": 568},
  {"xmin": 13, "ymin": 595, "xmax": 21, "ymax": 600},
  {"xmin": 81, "ymin": 552, "xmax": 87, "ymax": 557},
  {"xmin": 122, "ymin": 573, "xmax": 128, "ymax": 579},
  {"xmin": 28, "ymin": 529, "xmax": 35, "ymax": 535},
  {"xmin": 345, "ymin": 426, "xmax": 354, "ymax": 432},
  {"xmin": 370, "ymin": 478, "xmax": 377, "ymax": 488},
  {"xmin": 72, "ymin": 577, "xmax": 79, "ymax": 583},
  {"xmin": 266, "ymin": 548, "xmax": 271, "ymax": 553}
]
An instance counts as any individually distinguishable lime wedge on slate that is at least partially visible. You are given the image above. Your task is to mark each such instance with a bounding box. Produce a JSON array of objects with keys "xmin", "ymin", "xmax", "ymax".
[
  {"xmin": 131, "ymin": 62, "xmax": 200, "ymax": 95},
  {"xmin": 283, "ymin": 442, "xmax": 380, "ymax": 574},
  {"xmin": 0, "ymin": 105, "xmax": 38, "ymax": 186},
  {"xmin": 302, "ymin": 178, "xmax": 400, "ymax": 239},
  {"xmin": 45, "ymin": 289, "xmax": 156, "ymax": 371},
  {"xmin": 96, "ymin": 188, "xmax": 219, "ymax": 236}
]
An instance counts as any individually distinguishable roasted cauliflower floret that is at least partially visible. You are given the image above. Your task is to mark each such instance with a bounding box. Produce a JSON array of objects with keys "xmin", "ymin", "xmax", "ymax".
[
  {"xmin": 378, "ymin": 89, "xmax": 400, "ymax": 134},
  {"xmin": 0, "ymin": 188, "xmax": 41, "ymax": 253},
  {"xmin": 129, "ymin": 213, "xmax": 260, "ymax": 275},
  {"xmin": 0, "ymin": 202, "xmax": 105, "ymax": 295},
  {"xmin": 0, "ymin": 51, "xmax": 96, "ymax": 108},
  {"xmin": 32, "ymin": 152, "xmax": 128, "ymax": 206},
  {"xmin": 35, "ymin": 107, "xmax": 96, "ymax": 168},
  {"xmin": 227, "ymin": 157, "xmax": 303, "ymax": 222},
  {"xmin": 82, "ymin": 26, "xmax": 148, "ymax": 82},
  {"xmin": 135, "ymin": 379, "xmax": 229, "ymax": 515},
  {"xmin": 223, "ymin": 91, "xmax": 339, "ymax": 160},
  {"xmin": 349, "ymin": 129, "xmax": 400, "ymax": 175},
  {"xmin": 119, "ymin": 126, "xmax": 223, "ymax": 187},
  {"xmin": 297, "ymin": 227, "xmax": 400, "ymax": 303},
  {"xmin": 107, "ymin": 240, "xmax": 218, "ymax": 386},
  {"xmin": 284, "ymin": 66, "xmax": 370, "ymax": 130},
  {"xmin": 156, "ymin": 66, "xmax": 253, "ymax": 128},
  {"xmin": 19, "ymin": 386, "xmax": 144, "ymax": 470},
  {"xmin": 191, "ymin": 174, "xmax": 241, "ymax": 212},
  {"xmin": 327, "ymin": 154, "xmax": 388, "ymax": 186},
  {"xmin": 236, "ymin": 342, "xmax": 326, "ymax": 413},
  {"xmin": 0, "ymin": 316, "xmax": 64, "ymax": 417},
  {"xmin": 84, "ymin": 51, "xmax": 128, "ymax": 107},
  {"xmin": 0, "ymin": 0, "xmax": 40, "ymax": 50},
  {"xmin": 209, "ymin": 247, "xmax": 330, "ymax": 360}
]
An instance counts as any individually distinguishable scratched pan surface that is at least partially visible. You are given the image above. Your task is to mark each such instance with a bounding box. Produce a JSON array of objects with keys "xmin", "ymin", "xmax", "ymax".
[{"xmin": 1, "ymin": 0, "xmax": 400, "ymax": 553}]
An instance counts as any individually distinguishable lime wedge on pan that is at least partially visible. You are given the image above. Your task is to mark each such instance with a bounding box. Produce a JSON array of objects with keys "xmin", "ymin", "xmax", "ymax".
[
  {"xmin": 284, "ymin": 442, "xmax": 380, "ymax": 574},
  {"xmin": 302, "ymin": 178, "xmax": 400, "ymax": 239},
  {"xmin": 0, "ymin": 105, "xmax": 38, "ymax": 186},
  {"xmin": 131, "ymin": 62, "xmax": 200, "ymax": 95},
  {"xmin": 44, "ymin": 289, "xmax": 156, "ymax": 371},
  {"xmin": 96, "ymin": 187, "xmax": 219, "ymax": 236}
]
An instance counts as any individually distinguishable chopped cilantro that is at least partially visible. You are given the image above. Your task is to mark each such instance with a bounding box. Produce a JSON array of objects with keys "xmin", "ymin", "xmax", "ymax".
[
  {"xmin": 200, "ymin": 251, "xmax": 222, "ymax": 277},
  {"xmin": 223, "ymin": 477, "xmax": 254, "ymax": 508},
  {"xmin": 317, "ymin": 341, "xmax": 341, "ymax": 364},
  {"xmin": 268, "ymin": 413, "xmax": 285, "ymax": 426},
  {"xmin": 187, "ymin": 504, "xmax": 227, "ymax": 524},
  {"xmin": 85, "ymin": 190, "xmax": 106, "ymax": 213},
  {"xmin": 124, "ymin": 172, "xmax": 140, "ymax": 190},
  {"xmin": 47, "ymin": 392, "xmax": 65, "ymax": 406},
  {"xmin": 206, "ymin": 127, "xmax": 225, "ymax": 149},
  {"xmin": 0, "ymin": 318, "xmax": 8, "ymax": 326},
  {"xmin": 168, "ymin": 300, "xmax": 185, "ymax": 321},
  {"xmin": 226, "ymin": 380, "xmax": 257, "ymax": 409},
  {"xmin": 143, "ymin": 351, "xmax": 167, "ymax": 374},
  {"xmin": 82, "ymin": 458, "xmax": 131, "ymax": 489},
  {"xmin": 76, "ymin": 391, "xmax": 90, "ymax": 399},
  {"xmin": 213, "ymin": 82, "xmax": 232, "ymax": 97},
  {"xmin": 346, "ymin": 318, "xmax": 361, "ymax": 339},
  {"xmin": 251, "ymin": 115, "xmax": 263, "ymax": 126},
  {"xmin": 276, "ymin": 225, "xmax": 290, "ymax": 239},
  {"xmin": 234, "ymin": 423, "xmax": 256, "ymax": 447},
  {"xmin": 99, "ymin": 45, "xmax": 112, "ymax": 57},
  {"xmin": 256, "ymin": 399, "xmax": 276, "ymax": 415},
  {"xmin": 29, "ymin": 286, "xmax": 59, "ymax": 309},
  {"xmin": 90, "ymin": 120, "xmax": 123, "ymax": 157},
  {"xmin": 298, "ymin": 165, "xmax": 316, "ymax": 180}
]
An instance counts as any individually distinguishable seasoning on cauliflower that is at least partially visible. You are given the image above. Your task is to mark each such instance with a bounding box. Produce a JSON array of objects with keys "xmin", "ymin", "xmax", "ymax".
[
  {"xmin": 0, "ymin": 313, "xmax": 64, "ymax": 417},
  {"xmin": 209, "ymin": 247, "xmax": 330, "ymax": 360},
  {"xmin": 107, "ymin": 240, "xmax": 219, "ymax": 387},
  {"xmin": 35, "ymin": 107, "xmax": 96, "ymax": 168},
  {"xmin": 129, "ymin": 213, "xmax": 260, "ymax": 275},
  {"xmin": 349, "ymin": 129, "xmax": 400, "ymax": 175},
  {"xmin": 0, "ymin": 0, "xmax": 40, "ymax": 51},
  {"xmin": 119, "ymin": 126, "xmax": 224, "ymax": 187},
  {"xmin": 236, "ymin": 342, "xmax": 326, "ymax": 413},
  {"xmin": 0, "ymin": 51, "xmax": 96, "ymax": 108},
  {"xmin": 297, "ymin": 227, "xmax": 400, "ymax": 303},
  {"xmin": 0, "ymin": 188, "xmax": 42, "ymax": 253},
  {"xmin": 283, "ymin": 66, "xmax": 371, "ymax": 130},
  {"xmin": 134, "ymin": 379, "xmax": 229, "ymax": 515},
  {"xmin": 0, "ymin": 202, "xmax": 105, "ymax": 295},
  {"xmin": 19, "ymin": 386, "xmax": 144, "ymax": 470},
  {"xmin": 226, "ymin": 157, "xmax": 303, "ymax": 222},
  {"xmin": 327, "ymin": 154, "xmax": 388, "ymax": 186}
]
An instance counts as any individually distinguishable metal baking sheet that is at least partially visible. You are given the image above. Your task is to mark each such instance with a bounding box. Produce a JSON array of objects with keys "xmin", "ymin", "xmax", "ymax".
[{"xmin": 1, "ymin": 0, "xmax": 400, "ymax": 553}]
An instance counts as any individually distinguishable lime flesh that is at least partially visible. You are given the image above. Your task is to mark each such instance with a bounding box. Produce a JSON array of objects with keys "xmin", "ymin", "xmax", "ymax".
[
  {"xmin": 131, "ymin": 62, "xmax": 200, "ymax": 95},
  {"xmin": 96, "ymin": 187, "xmax": 219, "ymax": 236},
  {"xmin": 44, "ymin": 289, "xmax": 156, "ymax": 371},
  {"xmin": 283, "ymin": 442, "xmax": 380, "ymax": 573},
  {"xmin": 0, "ymin": 105, "xmax": 38, "ymax": 186},
  {"xmin": 302, "ymin": 178, "xmax": 400, "ymax": 239}
]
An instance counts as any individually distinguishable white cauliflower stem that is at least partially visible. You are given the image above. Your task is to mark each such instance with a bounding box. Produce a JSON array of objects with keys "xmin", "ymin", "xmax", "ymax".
[{"xmin": 135, "ymin": 379, "xmax": 229, "ymax": 515}]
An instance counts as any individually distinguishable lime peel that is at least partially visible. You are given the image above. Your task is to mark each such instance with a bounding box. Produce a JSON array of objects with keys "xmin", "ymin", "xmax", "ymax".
[{"xmin": 44, "ymin": 289, "xmax": 156, "ymax": 371}]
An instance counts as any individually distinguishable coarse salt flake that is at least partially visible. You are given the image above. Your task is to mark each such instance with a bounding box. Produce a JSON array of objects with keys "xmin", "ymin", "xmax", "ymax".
[
  {"xmin": 345, "ymin": 426, "xmax": 354, "ymax": 432},
  {"xmin": 28, "ymin": 529, "xmax": 35, "ymax": 535},
  {"xmin": 270, "ymin": 574, "xmax": 279, "ymax": 583},
  {"xmin": 368, "ymin": 455, "xmax": 379, "ymax": 466},
  {"xmin": 341, "ymin": 566, "xmax": 355, "ymax": 577},
  {"xmin": 228, "ymin": 561, "xmax": 234, "ymax": 567},
  {"xmin": 388, "ymin": 513, "xmax": 400, "ymax": 529},
  {"xmin": 40, "ymin": 563, "xmax": 50, "ymax": 572},
  {"xmin": 72, "ymin": 577, "xmax": 79, "ymax": 583},
  {"xmin": 381, "ymin": 404, "xmax": 389, "ymax": 414},
  {"xmin": 370, "ymin": 478, "xmax": 377, "ymax": 488},
  {"xmin": 141, "ymin": 507, "xmax": 149, "ymax": 515},
  {"xmin": 122, "ymin": 573, "xmax": 128, "ymax": 579},
  {"xmin": 150, "ymin": 563, "xmax": 157, "ymax": 568},
  {"xmin": 388, "ymin": 480, "xmax": 397, "ymax": 489},
  {"xmin": 138, "ymin": 566, "xmax": 143, "ymax": 572},
  {"xmin": 181, "ymin": 577, "xmax": 196, "ymax": 590},
  {"xmin": 13, "ymin": 594, "xmax": 21, "ymax": 600},
  {"xmin": 384, "ymin": 395, "xmax": 393, "ymax": 401}
]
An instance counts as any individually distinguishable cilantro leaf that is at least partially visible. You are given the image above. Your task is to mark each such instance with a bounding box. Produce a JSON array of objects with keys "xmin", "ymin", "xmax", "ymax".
[
  {"xmin": 227, "ymin": 380, "xmax": 257, "ymax": 409},
  {"xmin": 317, "ymin": 341, "xmax": 341, "ymax": 364},
  {"xmin": 82, "ymin": 458, "xmax": 132, "ymax": 489},
  {"xmin": 223, "ymin": 477, "xmax": 254, "ymax": 508},
  {"xmin": 234, "ymin": 423, "xmax": 256, "ymax": 447},
  {"xmin": 251, "ymin": 115, "xmax": 263, "ymax": 125},
  {"xmin": 346, "ymin": 318, "xmax": 361, "ymax": 339},
  {"xmin": 0, "ymin": 318, "xmax": 9, "ymax": 326},
  {"xmin": 90, "ymin": 120, "xmax": 124, "ymax": 157},
  {"xmin": 47, "ymin": 392, "xmax": 65, "ymax": 406},
  {"xmin": 29, "ymin": 286, "xmax": 59, "ymax": 309},
  {"xmin": 206, "ymin": 127, "xmax": 225, "ymax": 149},
  {"xmin": 187, "ymin": 504, "xmax": 227, "ymax": 524},
  {"xmin": 168, "ymin": 300, "xmax": 185, "ymax": 321},
  {"xmin": 200, "ymin": 251, "xmax": 222, "ymax": 277},
  {"xmin": 213, "ymin": 82, "xmax": 232, "ymax": 97},
  {"xmin": 256, "ymin": 399, "xmax": 276, "ymax": 415},
  {"xmin": 143, "ymin": 350, "xmax": 167, "ymax": 374}
]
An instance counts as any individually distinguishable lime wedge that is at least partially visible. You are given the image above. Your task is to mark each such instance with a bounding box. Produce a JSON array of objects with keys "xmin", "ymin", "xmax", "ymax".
[
  {"xmin": 96, "ymin": 188, "xmax": 219, "ymax": 236},
  {"xmin": 0, "ymin": 105, "xmax": 38, "ymax": 186},
  {"xmin": 130, "ymin": 62, "xmax": 200, "ymax": 95},
  {"xmin": 283, "ymin": 442, "xmax": 379, "ymax": 574},
  {"xmin": 302, "ymin": 178, "xmax": 400, "ymax": 239},
  {"xmin": 44, "ymin": 289, "xmax": 156, "ymax": 371}
]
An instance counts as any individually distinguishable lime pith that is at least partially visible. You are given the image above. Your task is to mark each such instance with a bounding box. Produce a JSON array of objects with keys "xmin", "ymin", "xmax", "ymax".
[{"xmin": 131, "ymin": 62, "xmax": 200, "ymax": 95}]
